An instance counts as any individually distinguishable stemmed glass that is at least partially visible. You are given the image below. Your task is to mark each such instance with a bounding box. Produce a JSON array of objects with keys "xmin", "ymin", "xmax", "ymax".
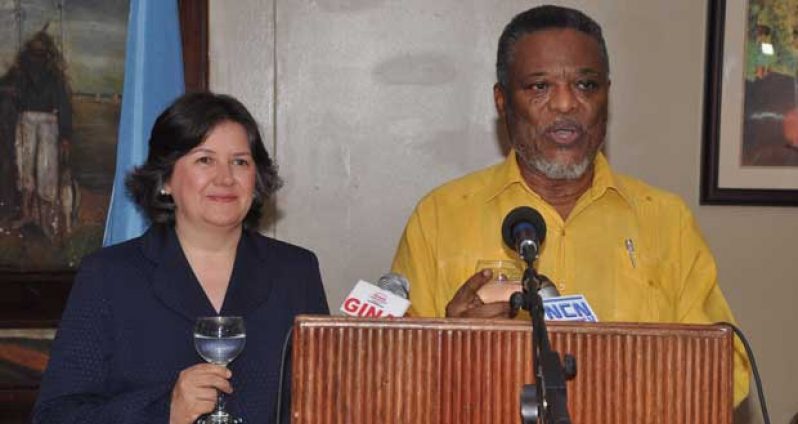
[{"xmin": 194, "ymin": 316, "xmax": 246, "ymax": 424}]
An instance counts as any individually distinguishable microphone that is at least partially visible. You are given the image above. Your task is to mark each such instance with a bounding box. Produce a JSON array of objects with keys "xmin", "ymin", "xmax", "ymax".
[
  {"xmin": 535, "ymin": 275, "xmax": 599, "ymax": 322},
  {"xmin": 500, "ymin": 208, "xmax": 599, "ymax": 322},
  {"xmin": 376, "ymin": 272, "xmax": 410, "ymax": 299},
  {"xmin": 502, "ymin": 207, "xmax": 547, "ymax": 264},
  {"xmin": 339, "ymin": 273, "xmax": 411, "ymax": 318},
  {"xmin": 538, "ymin": 278, "xmax": 560, "ymax": 299}
]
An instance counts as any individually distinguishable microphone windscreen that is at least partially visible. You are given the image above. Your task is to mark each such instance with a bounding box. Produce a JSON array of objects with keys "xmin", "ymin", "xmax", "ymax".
[
  {"xmin": 538, "ymin": 279, "xmax": 560, "ymax": 299},
  {"xmin": 501, "ymin": 207, "xmax": 547, "ymax": 249},
  {"xmin": 376, "ymin": 272, "xmax": 410, "ymax": 299}
]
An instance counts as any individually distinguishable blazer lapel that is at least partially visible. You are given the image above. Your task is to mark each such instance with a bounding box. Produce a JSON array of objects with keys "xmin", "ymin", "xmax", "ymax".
[
  {"xmin": 220, "ymin": 230, "xmax": 274, "ymax": 317},
  {"xmin": 143, "ymin": 225, "xmax": 217, "ymax": 322}
]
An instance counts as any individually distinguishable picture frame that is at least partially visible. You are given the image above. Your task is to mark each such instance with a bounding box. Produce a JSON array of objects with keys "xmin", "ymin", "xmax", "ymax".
[
  {"xmin": 701, "ymin": 0, "xmax": 798, "ymax": 206},
  {"xmin": 0, "ymin": 0, "xmax": 209, "ymax": 329}
]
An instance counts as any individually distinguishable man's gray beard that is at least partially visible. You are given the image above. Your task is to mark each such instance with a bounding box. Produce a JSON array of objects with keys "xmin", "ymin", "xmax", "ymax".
[{"xmin": 522, "ymin": 153, "xmax": 593, "ymax": 180}]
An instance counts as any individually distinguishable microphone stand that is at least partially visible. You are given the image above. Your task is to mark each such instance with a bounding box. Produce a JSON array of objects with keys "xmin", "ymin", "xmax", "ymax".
[{"xmin": 511, "ymin": 263, "xmax": 574, "ymax": 424}]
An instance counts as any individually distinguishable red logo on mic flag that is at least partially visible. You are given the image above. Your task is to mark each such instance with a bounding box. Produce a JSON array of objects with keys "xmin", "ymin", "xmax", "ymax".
[{"xmin": 340, "ymin": 281, "xmax": 411, "ymax": 318}]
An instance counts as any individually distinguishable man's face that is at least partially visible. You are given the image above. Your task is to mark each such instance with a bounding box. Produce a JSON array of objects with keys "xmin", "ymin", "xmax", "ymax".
[{"xmin": 495, "ymin": 28, "xmax": 610, "ymax": 180}]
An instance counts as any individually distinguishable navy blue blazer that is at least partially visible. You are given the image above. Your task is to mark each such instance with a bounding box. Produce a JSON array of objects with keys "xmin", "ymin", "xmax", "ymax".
[{"xmin": 33, "ymin": 225, "xmax": 329, "ymax": 423}]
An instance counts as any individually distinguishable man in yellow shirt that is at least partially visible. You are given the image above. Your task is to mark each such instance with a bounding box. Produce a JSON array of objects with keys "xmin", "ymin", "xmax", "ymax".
[{"xmin": 391, "ymin": 5, "xmax": 750, "ymax": 406}]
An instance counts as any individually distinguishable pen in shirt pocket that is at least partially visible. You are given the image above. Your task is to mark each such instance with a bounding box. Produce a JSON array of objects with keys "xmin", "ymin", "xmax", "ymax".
[{"xmin": 624, "ymin": 238, "xmax": 637, "ymax": 269}]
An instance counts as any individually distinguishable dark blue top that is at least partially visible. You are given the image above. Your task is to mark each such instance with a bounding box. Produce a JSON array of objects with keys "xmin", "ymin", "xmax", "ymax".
[{"xmin": 33, "ymin": 225, "xmax": 329, "ymax": 423}]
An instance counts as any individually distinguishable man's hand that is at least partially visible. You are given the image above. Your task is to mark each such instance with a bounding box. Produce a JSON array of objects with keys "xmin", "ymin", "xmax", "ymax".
[
  {"xmin": 169, "ymin": 363, "xmax": 233, "ymax": 424},
  {"xmin": 445, "ymin": 269, "xmax": 512, "ymax": 318}
]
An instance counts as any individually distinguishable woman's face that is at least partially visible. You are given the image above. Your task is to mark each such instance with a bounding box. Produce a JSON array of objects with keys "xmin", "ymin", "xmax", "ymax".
[{"xmin": 165, "ymin": 120, "xmax": 257, "ymax": 232}]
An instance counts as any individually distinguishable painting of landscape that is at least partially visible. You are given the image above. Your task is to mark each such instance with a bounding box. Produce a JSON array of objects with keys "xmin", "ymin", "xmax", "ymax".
[{"xmin": 742, "ymin": 0, "xmax": 798, "ymax": 166}]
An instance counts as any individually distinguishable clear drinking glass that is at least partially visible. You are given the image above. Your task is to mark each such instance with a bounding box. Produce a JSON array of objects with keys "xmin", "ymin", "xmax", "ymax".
[
  {"xmin": 474, "ymin": 259, "xmax": 523, "ymax": 303},
  {"xmin": 194, "ymin": 316, "xmax": 246, "ymax": 424}
]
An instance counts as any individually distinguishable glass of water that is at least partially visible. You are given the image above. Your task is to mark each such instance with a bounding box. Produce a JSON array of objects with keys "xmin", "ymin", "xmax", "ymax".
[
  {"xmin": 194, "ymin": 316, "xmax": 246, "ymax": 424},
  {"xmin": 474, "ymin": 259, "xmax": 523, "ymax": 303}
]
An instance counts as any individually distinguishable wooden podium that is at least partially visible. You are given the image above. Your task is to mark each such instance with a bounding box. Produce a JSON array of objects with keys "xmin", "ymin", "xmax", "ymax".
[{"xmin": 291, "ymin": 316, "xmax": 734, "ymax": 424}]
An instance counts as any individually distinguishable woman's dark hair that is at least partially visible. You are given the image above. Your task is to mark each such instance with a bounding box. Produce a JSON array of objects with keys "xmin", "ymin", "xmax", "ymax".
[
  {"xmin": 496, "ymin": 5, "xmax": 609, "ymax": 91},
  {"xmin": 126, "ymin": 92, "xmax": 282, "ymax": 228}
]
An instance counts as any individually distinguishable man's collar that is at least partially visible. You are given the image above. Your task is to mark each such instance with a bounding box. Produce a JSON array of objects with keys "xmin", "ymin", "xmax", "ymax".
[
  {"xmin": 483, "ymin": 150, "xmax": 631, "ymax": 206},
  {"xmin": 482, "ymin": 149, "xmax": 533, "ymax": 203},
  {"xmin": 589, "ymin": 152, "xmax": 626, "ymax": 202}
]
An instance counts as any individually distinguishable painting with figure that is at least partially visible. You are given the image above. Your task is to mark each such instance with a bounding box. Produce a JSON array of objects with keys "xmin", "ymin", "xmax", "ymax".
[
  {"xmin": 742, "ymin": 0, "xmax": 798, "ymax": 166},
  {"xmin": 0, "ymin": 0, "xmax": 128, "ymax": 272}
]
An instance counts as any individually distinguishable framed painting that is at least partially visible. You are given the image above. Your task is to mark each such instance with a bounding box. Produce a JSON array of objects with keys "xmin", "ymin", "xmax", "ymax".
[
  {"xmin": 0, "ymin": 1, "xmax": 207, "ymax": 418},
  {"xmin": 702, "ymin": 0, "xmax": 798, "ymax": 206},
  {"xmin": 0, "ymin": 0, "xmax": 208, "ymax": 328}
]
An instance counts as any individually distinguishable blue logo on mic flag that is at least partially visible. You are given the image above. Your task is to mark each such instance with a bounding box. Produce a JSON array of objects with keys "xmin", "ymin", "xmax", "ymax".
[{"xmin": 543, "ymin": 295, "xmax": 598, "ymax": 322}]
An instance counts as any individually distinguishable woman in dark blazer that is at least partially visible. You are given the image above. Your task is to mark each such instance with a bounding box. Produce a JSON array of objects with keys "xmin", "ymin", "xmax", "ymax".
[{"xmin": 33, "ymin": 92, "xmax": 329, "ymax": 423}]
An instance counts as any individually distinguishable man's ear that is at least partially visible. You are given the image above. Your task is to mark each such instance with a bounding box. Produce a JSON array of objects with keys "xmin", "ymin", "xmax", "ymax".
[{"xmin": 493, "ymin": 83, "xmax": 507, "ymax": 119}]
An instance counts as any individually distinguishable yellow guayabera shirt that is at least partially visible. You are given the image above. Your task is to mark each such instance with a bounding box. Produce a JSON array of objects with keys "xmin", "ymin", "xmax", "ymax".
[{"xmin": 392, "ymin": 151, "xmax": 750, "ymax": 406}]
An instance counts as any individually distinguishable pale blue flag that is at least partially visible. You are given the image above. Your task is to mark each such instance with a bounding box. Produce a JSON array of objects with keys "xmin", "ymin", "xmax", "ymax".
[{"xmin": 103, "ymin": 0, "xmax": 185, "ymax": 246}]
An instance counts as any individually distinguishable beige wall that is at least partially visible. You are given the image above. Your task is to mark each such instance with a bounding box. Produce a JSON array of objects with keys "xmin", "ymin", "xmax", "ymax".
[{"xmin": 210, "ymin": 1, "xmax": 798, "ymax": 422}]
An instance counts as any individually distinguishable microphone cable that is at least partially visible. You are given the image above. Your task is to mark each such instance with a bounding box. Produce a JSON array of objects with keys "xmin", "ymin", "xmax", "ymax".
[
  {"xmin": 717, "ymin": 322, "xmax": 770, "ymax": 424},
  {"xmin": 275, "ymin": 326, "xmax": 294, "ymax": 424}
]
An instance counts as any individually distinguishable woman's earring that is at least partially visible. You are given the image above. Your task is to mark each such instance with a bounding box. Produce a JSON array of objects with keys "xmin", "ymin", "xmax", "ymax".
[{"xmin": 159, "ymin": 187, "xmax": 170, "ymax": 196}]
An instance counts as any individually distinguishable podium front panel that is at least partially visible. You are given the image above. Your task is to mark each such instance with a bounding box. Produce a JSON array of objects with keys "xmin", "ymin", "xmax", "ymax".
[{"xmin": 291, "ymin": 317, "xmax": 733, "ymax": 424}]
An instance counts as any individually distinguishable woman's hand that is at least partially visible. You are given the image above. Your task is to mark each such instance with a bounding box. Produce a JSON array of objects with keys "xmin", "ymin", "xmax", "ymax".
[{"xmin": 169, "ymin": 363, "xmax": 233, "ymax": 424}]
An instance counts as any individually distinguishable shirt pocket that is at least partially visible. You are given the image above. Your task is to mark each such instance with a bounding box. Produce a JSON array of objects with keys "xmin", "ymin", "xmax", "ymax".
[{"xmin": 614, "ymin": 249, "xmax": 676, "ymax": 322}]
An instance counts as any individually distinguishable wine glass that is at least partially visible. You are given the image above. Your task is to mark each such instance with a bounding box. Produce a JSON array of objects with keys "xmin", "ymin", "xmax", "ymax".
[{"xmin": 194, "ymin": 316, "xmax": 246, "ymax": 424}]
